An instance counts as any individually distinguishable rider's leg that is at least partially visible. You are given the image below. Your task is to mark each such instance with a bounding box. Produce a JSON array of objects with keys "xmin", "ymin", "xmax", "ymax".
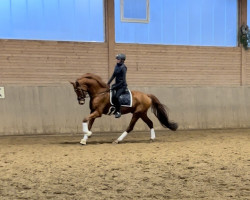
[
  {"xmin": 115, "ymin": 99, "xmax": 121, "ymax": 117},
  {"xmin": 114, "ymin": 88, "xmax": 125, "ymax": 118}
]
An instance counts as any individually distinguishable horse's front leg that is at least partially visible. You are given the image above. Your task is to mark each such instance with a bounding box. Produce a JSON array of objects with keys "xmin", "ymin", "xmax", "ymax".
[
  {"xmin": 80, "ymin": 111, "xmax": 100, "ymax": 145},
  {"xmin": 82, "ymin": 117, "xmax": 96, "ymax": 139},
  {"xmin": 88, "ymin": 118, "xmax": 95, "ymax": 136}
]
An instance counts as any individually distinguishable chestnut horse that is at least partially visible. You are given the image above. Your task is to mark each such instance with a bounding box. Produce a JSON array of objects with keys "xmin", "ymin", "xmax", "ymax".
[{"xmin": 70, "ymin": 73, "xmax": 178, "ymax": 145}]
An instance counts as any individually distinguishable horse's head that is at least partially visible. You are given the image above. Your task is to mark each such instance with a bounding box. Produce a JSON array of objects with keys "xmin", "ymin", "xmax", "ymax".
[
  {"xmin": 70, "ymin": 81, "xmax": 88, "ymax": 105},
  {"xmin": 71, "ymin": 73, "xmax": 108, "ymax": 105}
]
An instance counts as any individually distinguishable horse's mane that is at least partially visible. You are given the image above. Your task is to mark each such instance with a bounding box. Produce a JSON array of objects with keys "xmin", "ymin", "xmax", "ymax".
[{"xmin": 78, "ymin": 73, "xmax": 107, "ymax": 88}]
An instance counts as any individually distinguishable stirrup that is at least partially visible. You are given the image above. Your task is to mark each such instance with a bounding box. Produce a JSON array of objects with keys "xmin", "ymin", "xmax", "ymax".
[{"xmin": 115, "ymin": 112, "xmax": 121, "ymax": 118}]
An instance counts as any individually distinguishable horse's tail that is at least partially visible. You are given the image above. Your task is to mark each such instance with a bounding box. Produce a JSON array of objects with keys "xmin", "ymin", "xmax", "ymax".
[{"xmin": 148, "ymin": 94, "xmax": 178, "ymax": 131}]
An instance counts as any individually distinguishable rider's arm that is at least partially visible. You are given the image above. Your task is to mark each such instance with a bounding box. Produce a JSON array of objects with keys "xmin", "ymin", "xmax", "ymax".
[{"xmin": 107, "ymin": 71, "xmax": 115, "ymax": 85}]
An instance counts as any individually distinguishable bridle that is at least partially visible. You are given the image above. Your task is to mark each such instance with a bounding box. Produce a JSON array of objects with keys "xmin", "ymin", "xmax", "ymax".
[
  {"xmin": 74, "ymin": 81, "xmax": 110, "ymax": 105},
  {"xmin": 74, "ymin": 81, "xmax": 89, "ymax": 105},
  {"xmin": 75, "ymin": 87, "xmax": 88, "ymax": 97}
]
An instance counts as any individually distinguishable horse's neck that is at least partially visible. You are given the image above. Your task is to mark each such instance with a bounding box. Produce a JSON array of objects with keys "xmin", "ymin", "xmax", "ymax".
[
  {"xmin": 88, "ymin": 87, "xmax": 102, "ymax": 96},
  {"xmin": 87, "ymin": 80, "xmax": 107, "ymax": 96}
]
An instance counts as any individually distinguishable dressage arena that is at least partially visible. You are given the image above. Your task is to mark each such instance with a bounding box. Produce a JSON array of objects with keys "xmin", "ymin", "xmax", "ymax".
[
  {"xmin": 0, "ymin": 129, "xmax": 249, "ymax": 200},
  {"xmin": 1, "ymin": 1, "xmax": 250, "ymax": 200}
]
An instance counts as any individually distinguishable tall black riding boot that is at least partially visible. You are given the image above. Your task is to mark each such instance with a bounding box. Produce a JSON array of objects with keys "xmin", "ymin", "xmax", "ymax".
[{"xmin": 115, "ymin": 100, "xmax": 121, "ymax": 118}]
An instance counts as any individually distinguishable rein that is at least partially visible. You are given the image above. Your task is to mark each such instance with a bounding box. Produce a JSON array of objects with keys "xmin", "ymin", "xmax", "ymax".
[
  {"xmin": 75, "ymin": 80, "xmax": 110, "ymax": 101},
  {"xmin": 83, "ymin": 88, "xmax": 110, "ymax": 99}
]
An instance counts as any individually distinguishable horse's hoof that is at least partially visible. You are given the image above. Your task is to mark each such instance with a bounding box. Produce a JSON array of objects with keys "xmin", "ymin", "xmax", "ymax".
[
  {"xmin": 149, "ymin": 139, "xmax": 155, "ymax": 143},
  {"xmin": 112, "ymin": 140, "xmax": 119, "ymax": 144},
  {"xmin": 80, "ymin": 139, "xmax": 87, "ymax": 145}
]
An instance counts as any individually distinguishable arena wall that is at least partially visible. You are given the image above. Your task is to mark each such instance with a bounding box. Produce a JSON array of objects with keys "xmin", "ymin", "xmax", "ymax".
[
  {"xmin": 0, "ymin": 40, "xmax": 243, "ymax": 86},
  {"xmin": 0, "ymin": 40, "xmax": 109, "ymax": 84},
  {"xmin": 1, "ymin": 40, "xmax": 250, "ymax": 135},
  {"xmin": 1, "ymin": 84, "xmax": 250, "ymax": 135}
]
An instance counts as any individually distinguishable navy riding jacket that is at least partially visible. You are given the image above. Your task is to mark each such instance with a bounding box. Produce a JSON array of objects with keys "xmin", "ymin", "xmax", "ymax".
[{"xmin": 108, "ymin": 63, "xmax": 127, "ymax": 89}]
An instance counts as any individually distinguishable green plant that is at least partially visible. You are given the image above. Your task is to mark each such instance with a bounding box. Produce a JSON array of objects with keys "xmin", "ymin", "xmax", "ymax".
[{"xmin": 239, "ymin": 25, "xmax": 250, "ymax": 50}]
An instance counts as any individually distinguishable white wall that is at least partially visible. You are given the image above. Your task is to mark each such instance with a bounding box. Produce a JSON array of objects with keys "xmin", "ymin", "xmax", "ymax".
[{"xmin": 1, "ymin": 84, "xmax": 250, "ymax": 135}]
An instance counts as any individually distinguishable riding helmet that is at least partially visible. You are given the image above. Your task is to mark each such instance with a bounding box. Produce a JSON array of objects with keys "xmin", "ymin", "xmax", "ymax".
[{"xmin": 116, "ymin": 53, "xmax": 126, "ymax": 61}]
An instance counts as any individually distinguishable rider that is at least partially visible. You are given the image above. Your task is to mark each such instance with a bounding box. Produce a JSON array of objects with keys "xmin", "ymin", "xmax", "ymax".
[{"xmin": 107, "ymin": 53, "xmax": 127, "ymax": 118}]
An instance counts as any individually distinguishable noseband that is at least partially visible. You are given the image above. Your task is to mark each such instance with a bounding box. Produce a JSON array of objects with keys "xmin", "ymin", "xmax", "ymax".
[{"xmin": 75, "ymin": 88, "xmax": 88, "ymax": 98}]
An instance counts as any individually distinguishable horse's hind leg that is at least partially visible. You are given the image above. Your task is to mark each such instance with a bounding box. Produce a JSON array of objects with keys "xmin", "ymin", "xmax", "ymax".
[
  {"xmin": 113, "ymin": 113, "xmax": 140, "ymax": 144},
  {"xmin": 141, "ymin": 113, "xmax": 155, "ymax": 141}
]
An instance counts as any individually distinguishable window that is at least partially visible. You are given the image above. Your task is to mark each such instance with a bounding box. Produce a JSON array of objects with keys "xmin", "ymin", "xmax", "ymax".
[
  {"xmin": 121, "ymin": 0, "xmax": 149, "ymax": 23},
  {"xmin": 115, "ymin": 0, "xmax": 237, "ymax": 46},
  {"xmin": 0, "ymin": 0, "xmax": 104, "ymax": 42}
]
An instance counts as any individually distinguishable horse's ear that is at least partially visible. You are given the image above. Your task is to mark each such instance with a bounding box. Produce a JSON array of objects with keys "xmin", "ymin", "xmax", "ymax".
[{"xmin": 69, "ymin": 81, "xmax": 76, "ymax": 88}]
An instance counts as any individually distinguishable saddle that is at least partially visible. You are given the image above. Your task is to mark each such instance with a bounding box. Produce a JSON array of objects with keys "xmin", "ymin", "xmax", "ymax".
[{"xmin": 107, "ymin": 89, "xmax": 132, "ymax": 115}]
